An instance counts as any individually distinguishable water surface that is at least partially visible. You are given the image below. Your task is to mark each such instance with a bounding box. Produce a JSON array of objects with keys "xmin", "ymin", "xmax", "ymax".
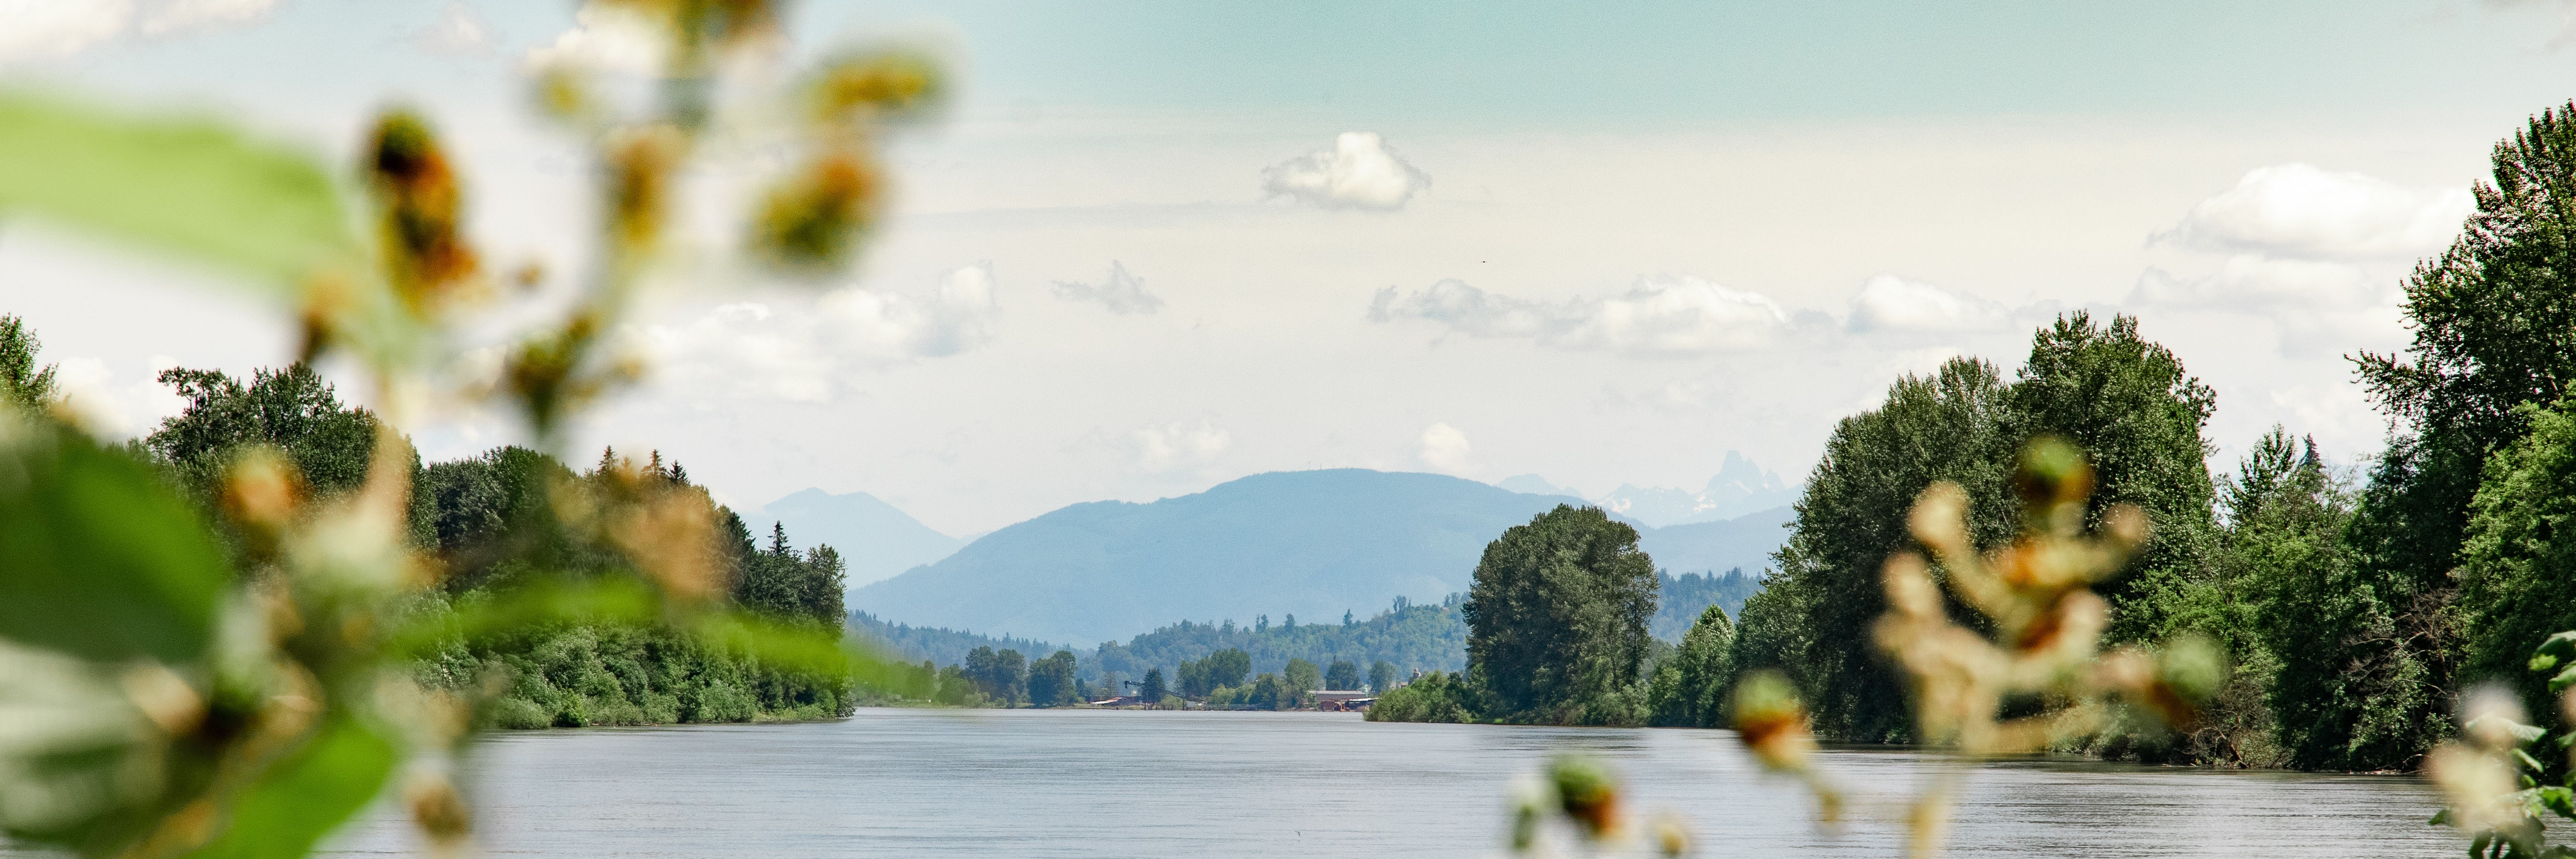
[{"xmin": 305, "ymin": 708, "xmax": 2452, "ymax": 857}]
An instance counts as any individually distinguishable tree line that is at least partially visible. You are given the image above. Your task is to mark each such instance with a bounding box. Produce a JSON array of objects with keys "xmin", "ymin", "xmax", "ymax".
[
  {"xmin": 1380, "ymin": 102, "xmax": 2576, "ymax": 771},
  {"xmin": 0, "ymin": 333, "xmax": 864, "ymax": 729}
]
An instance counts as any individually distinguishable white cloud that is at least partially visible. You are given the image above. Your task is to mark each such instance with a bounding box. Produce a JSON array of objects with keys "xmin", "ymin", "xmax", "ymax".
[
  {"xmin": 524, "ymin": 4, "xmax": 663, "ymax": 75},
  {"xmin": 416, "ymin": 1, "xmax": 494, "ymax": 56},
  {"xmin": 1052, "ymin": 261, "xmax": 1164, "ymax": 315},
  {"xmin": 2129, "ymin": 255, "xmax": 2385, "ymax": 310},
  {"xmin": 1369, "ymin": 275, "xmax": 1797, "ymax": 357},
  {"xmin": 48, "ymin": 356, "xmax": 186, "ymax": 440},
  {"xmin": 1418, "ymin": 422, "xmax": 1473, "ymax": 474},
  {"xmin": 0, "ymin": 0, "xmax": 135, "ymax": 60},
  {"xmin": 643, "ymin": 264, "xmax": 1002, "ymax": 401},
  {"xmin": 1845, "ymin": 275, "xmax": 2011, "ymax": 334},
  {"xmin": 0, "ymin": 0, "xmax": 287, "ymax": 60},
  {"xmin": 2155, "ymin": 163, "xmax": 2472, "ymax": 260},
  {"xmin": 1261, "ymin": 131, "xmax": 1432, "ymax": 211},
  {"xmin": 139, "ymin": 0, "xmax": 277, "ymax": 36},
  {"xmin": 1132, "ymin": 418, "xmax": 1229, "ymax": 473}
]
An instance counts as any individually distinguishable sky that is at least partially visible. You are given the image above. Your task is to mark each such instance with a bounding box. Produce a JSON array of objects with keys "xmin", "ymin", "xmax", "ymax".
[{"xmin": 4, "ymin": 0, "xmax": 2575, "ymax": 537}]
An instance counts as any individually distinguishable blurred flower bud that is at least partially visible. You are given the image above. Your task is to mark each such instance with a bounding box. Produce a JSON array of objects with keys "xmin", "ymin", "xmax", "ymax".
[
  {"xmin": 750, "ymin": 151, "xmax": 877, "ymax": 274},
  {"xmin": 1906, "ymin": 482, "xmax": 1973, "ymax": 561},
  {"xmin": 808, "ymin": 50, "xmax": 943, "ymax": 126},
  {"xmin": 2012, "ymin": 436, "xmax": 2092, "ymax": 535},
  {"xmin": 119, "ymin": 663, "xmax": 206, "ymax": 737},
  {"xmin": 2427, "ymin": 742, "xmax": 2520, "ymax": 835},
  {"xmin": 2460, "ymin": 685, "xmax": 2535, "ymax": 752},
  {"xmin": 1650, "ymin": 813, "xmax": 1692, "ymax": 857},
  {"xmin": 1732, "ymin": 670, "xmax": 1817, "ymax": 772},
  {"xmin": 366, "ymin": 109, "xmax": 479, "ymax": 313},
  {"xmin": 405, "ymin": 769, "xmax": 473, "ymax": 846},
  {"xmin": 606, "ymin": 125, "xmax": 682, "ymax": 255},
  {"xmin": 1549, "ymin": 756, "xmax": 1620, "ymax": 839}
]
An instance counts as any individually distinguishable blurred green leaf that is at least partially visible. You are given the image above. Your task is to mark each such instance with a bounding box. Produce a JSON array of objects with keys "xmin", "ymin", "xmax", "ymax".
[
  {"xmin": 0, "ymin": 91, "xmax": 359, "ymax": 292},
  {"xmin": 691, "ymin": 611, "xmax": 893, "ymax": 686},
  {"xmin": 2540, "ymin": 787, "xmax": 2576, "ymax": 820},
  {"xmin": 0, "ymin": 421, "xmax": 227, "ymax": 664},
  {"xmin": 2551, "ymin": 664, "xmax": 2576, "ymax": 696},
  {"xmin": 386, "ymin": 577, "xmax": 660, "ymax": 656},
  {"xmin": 187, "ymin": 714, "xmax": 396, "ymax": 859}
]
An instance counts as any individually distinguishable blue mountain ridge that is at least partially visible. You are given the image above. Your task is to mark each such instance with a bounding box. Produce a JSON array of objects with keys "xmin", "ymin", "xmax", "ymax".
[{"xmin": 848, "ymin": 468, "xmax": 1791, "ymax": 646}]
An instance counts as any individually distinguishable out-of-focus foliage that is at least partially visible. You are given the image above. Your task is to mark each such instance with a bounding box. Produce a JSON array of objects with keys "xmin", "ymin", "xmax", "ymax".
[
  {"xmin": 1500, "ymin": 756, "xmax": 1693, "ymax": 858},
  {"xmin": 2426, "ymin": 633, "xmax": 2576, "ymax": 858},
  {"xmin": 0, "ymin": 1, "xmax": 944, "ymax": 855},
  {"xmin": 1737, "ymin": 438, "xmax": 2218, "ymax": 857}
]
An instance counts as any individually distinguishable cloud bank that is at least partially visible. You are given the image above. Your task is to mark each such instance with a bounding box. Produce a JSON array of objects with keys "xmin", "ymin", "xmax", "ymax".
[
  {"xmin": 1369, "ymin": 275, "xmax": 1811, "ymax": 357},
  {"xmin": 1262, "ymin": 132, "xmax": 1432, "ymax": 211},
  {"xmin": 1418, "ymin": 422, "xmax": 1473, "ymax": 474},
  {"xmin": 0, "ymin": 0, "xmax": 281, "ymax": 60},
  {"xmin": 644, "ymin": 264, "xmax": 1002, "ymax": 401},
  {"xmin": 1844, "ymin": 275, "xmax": 2012, "ymax": 334},
  {"xmin": 2154, "ymin": 163, "xmax": 2471, "ymax": 260}
]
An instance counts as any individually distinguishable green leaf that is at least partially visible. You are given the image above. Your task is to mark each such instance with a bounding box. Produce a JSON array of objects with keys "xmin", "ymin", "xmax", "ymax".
[
  {"xmin": 385, "ymin": 577, "xmax": 661, "ymax": 656},
  {"xmin": 0, "ymin": 419, "xmax": 228, "ymax": 664},
  {"xmin": 2552, "ymin": 664, "xmax": 2576, "ymax": 696},
  {"xmin": 2539, "ymin": 787, "xmax": 2576, "ymax": 820},
  {"xmin": 0, "ymin": 90, "xmax": 358, "ymax": 292},
  {"xmin": 187, "ymin": 713, "xmax": 397, "ymax": 859},
  {"xmin": 2436, "ymin": 807, "xmax": 2457, "ymax": 827},
  {"xmin": 2519, "ymin": 748, "xmax": 2552, "ymax": 776},
  {"xmin": 690, "ymin": 611, "xmax": 894, "ymax": 685}
]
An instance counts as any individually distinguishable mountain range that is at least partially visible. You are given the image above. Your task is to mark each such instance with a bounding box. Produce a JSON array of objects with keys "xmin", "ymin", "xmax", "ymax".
[{"xmin": 835, "ymin": 469, "xmax": 1793, "ymax": 646}]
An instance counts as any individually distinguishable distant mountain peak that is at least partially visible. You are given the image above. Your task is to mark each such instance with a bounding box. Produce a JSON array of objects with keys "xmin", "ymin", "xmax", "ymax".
[
  {"xmin": 1596, "ymin": 450, "xmax": 1801, "ymax": 528},
  {"xmin": 1496, "ymin": 473, "xmax": 1579, "ymax": 497},
  {"xmin": 751, "ymin": 488, "xmax": 963, "ymax": 592}
]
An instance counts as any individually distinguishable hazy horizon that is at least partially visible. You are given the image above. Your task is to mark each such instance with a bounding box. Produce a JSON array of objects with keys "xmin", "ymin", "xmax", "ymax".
[{"xmin": 7, "ymin": 1, "xmax": 2572, "ymax": 534}]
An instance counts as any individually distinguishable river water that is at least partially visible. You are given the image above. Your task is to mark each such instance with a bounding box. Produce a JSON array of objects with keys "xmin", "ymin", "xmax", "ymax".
[{"xmin": 291, "ymin": 708, "xmax": 2457, "ymax": 857}]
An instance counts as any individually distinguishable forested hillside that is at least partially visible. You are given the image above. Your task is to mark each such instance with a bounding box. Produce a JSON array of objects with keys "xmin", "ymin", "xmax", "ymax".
[{"xmin": 848, "ymin": 612, "xmax": 1067, "ymax": 668}]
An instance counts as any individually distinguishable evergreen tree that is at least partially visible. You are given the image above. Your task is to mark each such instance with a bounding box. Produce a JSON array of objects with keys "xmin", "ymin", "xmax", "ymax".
[
  {"xmin": 1140, "ymin": 667, "xmax": 1167, "ymax": 702},
  {"xmin": 1646, "ymin": 605, "xmax": 1736, "ymax": 728}
]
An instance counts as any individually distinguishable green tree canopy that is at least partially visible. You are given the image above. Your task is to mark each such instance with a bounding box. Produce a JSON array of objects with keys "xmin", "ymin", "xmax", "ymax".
[
  {"xmin": 1462, "ymin": 504, "xmax": 1657, "ymax": 724},
  {"xmin": 0, "ymin": 314, "xmax": 59, "ymax": 409},
  {"xmin": 2006, "ymin": 311, "xmax": 2219, "ymax": 643},
  {"xmin": 1646, "ymin": 604, "xmax": 1736, "ymax": 728},
  {"xmin": 1325, "ymin": 659, "xmax": 1360, "ymax": 691},
  {"xmin": 1758, "ymin": 356, "xmax": 2012, "ymax": 742},
  {"xmin": 1026, "ymin": 650, "xmax": 1080, "ymax": 707},
  {"xmin": 147, "ymin": 363, "xmax": 382, "ymax": 500}
]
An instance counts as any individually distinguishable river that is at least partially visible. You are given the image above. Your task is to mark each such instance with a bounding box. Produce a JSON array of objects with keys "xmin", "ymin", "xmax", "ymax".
[{"xmin": 291, "ymin": 707, "xmax": 2456, "ymax": 857}]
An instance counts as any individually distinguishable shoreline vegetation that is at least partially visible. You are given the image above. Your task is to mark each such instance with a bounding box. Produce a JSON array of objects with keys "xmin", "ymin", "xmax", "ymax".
[{"xmin": 1373, "ymin": 102, "xmax": 2576, "ymax": 784}]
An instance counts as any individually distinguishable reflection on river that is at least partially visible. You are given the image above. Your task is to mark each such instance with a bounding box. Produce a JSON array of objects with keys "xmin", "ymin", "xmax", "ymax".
[{"xmin": 301, "ymin": 708, "xmax": 2460, "ymax": 857}]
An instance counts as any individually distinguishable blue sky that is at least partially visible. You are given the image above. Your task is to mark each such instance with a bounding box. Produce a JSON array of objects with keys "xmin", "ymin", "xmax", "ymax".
[{"xmin": 6, "ymin": 0, "xmax": 2576, "ymax": 537}]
